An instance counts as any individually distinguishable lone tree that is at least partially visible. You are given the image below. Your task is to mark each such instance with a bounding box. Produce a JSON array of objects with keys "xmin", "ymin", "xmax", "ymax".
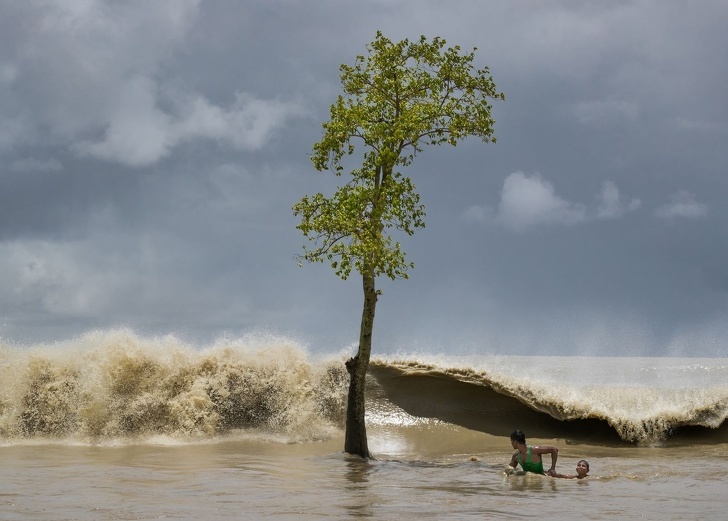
[{"xmin": 293, "ymin": 32, "xmax": 503, "ymax": 458}]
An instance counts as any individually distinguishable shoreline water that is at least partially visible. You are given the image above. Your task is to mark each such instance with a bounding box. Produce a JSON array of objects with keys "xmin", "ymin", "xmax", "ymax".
[
  {"xmin": 2, "ymin": 425, "xmax": 726, "ymax": 520},
  {"xmin": 1, "ymin": 332, "xmax": 726, "ymax": 519}
]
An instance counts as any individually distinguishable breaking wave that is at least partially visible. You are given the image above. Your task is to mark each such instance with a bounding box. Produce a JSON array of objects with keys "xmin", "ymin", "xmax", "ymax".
[
  {"xmin": 368, "ymin": 356, "xmax": 728, "ymax": 445},
  {"xmin": 0, "ymin": 329, "xmax": 348, "ymax": 444},
  {"xmin": 2, "ymin": 331, "xmax": 726, "ymax": 447}
]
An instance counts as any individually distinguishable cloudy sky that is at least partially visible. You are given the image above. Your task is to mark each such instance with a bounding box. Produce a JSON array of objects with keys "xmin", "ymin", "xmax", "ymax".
[{"xmin": 1, "ymin": 0, "xmax": 726, "ymax": 356}]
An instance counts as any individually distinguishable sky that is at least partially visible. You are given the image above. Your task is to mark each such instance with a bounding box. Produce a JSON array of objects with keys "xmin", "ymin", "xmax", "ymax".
[{"xmin": 1, "ymin": 0, "xmax": 726, "ymax": 356}]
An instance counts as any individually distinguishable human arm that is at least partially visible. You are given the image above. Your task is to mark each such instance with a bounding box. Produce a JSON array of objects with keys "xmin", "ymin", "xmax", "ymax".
[
  {"xmin": 506, "ymin": 450, "xmax": 519, "ymax": 473},
  {"xmin": 533, "ymin": 445, "xmax": 558, "ymax": 475},
  {"xmin": 549, "ymin": 472, "xmax": 576, "ymax": 479}
]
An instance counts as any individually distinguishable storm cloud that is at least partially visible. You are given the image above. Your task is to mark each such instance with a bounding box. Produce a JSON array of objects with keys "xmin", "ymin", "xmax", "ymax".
[{"xmin": 1, "ymin": 0, "xmax": 726, "ymax": 356}]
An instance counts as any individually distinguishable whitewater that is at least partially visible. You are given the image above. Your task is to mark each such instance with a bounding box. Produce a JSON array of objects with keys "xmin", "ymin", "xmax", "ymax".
[{"xmin": 1, "ymin": 329, "xmax": 726, "ymax": 520}]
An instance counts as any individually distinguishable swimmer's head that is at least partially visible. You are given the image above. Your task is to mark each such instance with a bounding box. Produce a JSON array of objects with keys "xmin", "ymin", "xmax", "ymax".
[
  {"xmin": 576, "ymin": 459, "xmax": 590, "ymax": 478},
  {"xmin": 510, "ymin": 430, "xmax": 526, "ymax": 445}
]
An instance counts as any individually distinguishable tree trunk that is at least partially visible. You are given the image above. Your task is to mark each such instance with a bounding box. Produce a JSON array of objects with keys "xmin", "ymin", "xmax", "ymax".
[{"xmin": 344, "ymin": 270, "xmax": 377, "ymax": 458}]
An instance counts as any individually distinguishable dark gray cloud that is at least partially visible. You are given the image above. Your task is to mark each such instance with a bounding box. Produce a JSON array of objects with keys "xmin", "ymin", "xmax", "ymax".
[{"xmin": 0, "ymin": 0, "xmax": 726, "ymax": 356}]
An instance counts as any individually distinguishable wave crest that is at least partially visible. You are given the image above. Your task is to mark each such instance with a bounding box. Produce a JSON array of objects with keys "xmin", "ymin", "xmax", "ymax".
[{"xmin": 0, "ymin": 330, "xmax": 349, "ymax": 443}]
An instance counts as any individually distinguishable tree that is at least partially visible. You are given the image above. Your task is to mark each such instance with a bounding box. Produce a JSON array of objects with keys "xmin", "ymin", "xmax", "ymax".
[{"xmin": 293, "ymin": 32, "xmax": 504, "ymax": 458}]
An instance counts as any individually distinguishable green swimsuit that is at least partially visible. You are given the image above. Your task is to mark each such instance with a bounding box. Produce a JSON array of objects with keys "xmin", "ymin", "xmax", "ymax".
[{"xmin": 516, "ymin": 446, "xmax": 544, "ymax": 474}]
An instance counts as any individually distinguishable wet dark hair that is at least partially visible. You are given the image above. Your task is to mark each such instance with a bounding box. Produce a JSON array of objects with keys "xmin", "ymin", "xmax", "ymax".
[{"xmin": 510, "ymin": 430, "xmax": 526, "ymax": 444}]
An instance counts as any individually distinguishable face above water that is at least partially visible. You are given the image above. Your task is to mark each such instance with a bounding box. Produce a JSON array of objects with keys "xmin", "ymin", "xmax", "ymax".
[{"xmin": 576, "ymin": 461, "xmax": 589, "ymax": 477}]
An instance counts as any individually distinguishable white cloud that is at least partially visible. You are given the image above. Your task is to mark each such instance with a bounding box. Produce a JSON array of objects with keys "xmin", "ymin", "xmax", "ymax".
[
  {"xmin": 0, "ymin": 234, "xmax": 258, "ymax": 331},
  {"xmin": 596, "ymin": 181, "xmax": 641, "ymax": 219},
  {"xmin": 2, "ymin": 0, "xmax": 304, "ymax": 167},
  {"xmin": 224, "ymin": 93, "xmax": 307, "ymax": 150},
  {"xmin": 0, "ymin": 240, "xmax": 105, "ymax": 317},
  {"xmin": 655, "ymin": 190, "xmax": 708, "ymax": 219},
  {"xmin": 495, "ymin": 171, "xmax": 587, "ymax": 231},
  {"xmin": 74, "ymin": 76, "xmax": 174, "ymax": 166},
  {"xmin": 171, "ymin": 91, "xmax": 307, "ymax": 152},
  {"xmin": 463, "ymin": 174, "xmax": 642, "ymax": 230},
  {"xmin": 460, "ymin": 205, "xmax": 492, "ymax": 225},
  {"xmin": 0, "ymin": 236, "xmax": 172, "ymax": 319},
  {"xmin": 74, "ymin": 80, "xmax": 306, "ymax": 167}
]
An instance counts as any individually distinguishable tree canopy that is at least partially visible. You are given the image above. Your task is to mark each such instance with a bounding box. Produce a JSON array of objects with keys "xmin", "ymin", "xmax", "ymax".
[
  {"xmin": 294, "ymin": 31, "xmax": 503, "ymax": 283},
  {"xmin": 293, "ymin": 31, "xmax": 503, "ymax": 458}
]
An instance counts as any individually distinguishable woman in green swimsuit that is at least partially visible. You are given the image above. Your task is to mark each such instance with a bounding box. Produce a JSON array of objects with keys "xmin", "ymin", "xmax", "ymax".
[{"xmin": 507, "ymin": 429, "xmax": 559, "ymax": 476}]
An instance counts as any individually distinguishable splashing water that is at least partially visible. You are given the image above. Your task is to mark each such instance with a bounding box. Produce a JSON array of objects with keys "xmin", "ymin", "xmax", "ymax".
[{"xmin": 0, "ymin": 329, "xmax": 349, "ymax": 444}]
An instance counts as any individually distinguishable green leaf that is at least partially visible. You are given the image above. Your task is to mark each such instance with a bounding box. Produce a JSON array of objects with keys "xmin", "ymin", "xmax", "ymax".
[{"xmin": 295, "ymin": 32, "xmax": 502, "ymax": 284}]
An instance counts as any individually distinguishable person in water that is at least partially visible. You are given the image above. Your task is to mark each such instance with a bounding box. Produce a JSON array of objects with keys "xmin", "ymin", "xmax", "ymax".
[
  {"xmin": 551, "ymin": 459, "xmax": 590, "ymax": 479},
  {"xmin": 507, "ymin": 429, "xmax": 559, "ymax": 476}
]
